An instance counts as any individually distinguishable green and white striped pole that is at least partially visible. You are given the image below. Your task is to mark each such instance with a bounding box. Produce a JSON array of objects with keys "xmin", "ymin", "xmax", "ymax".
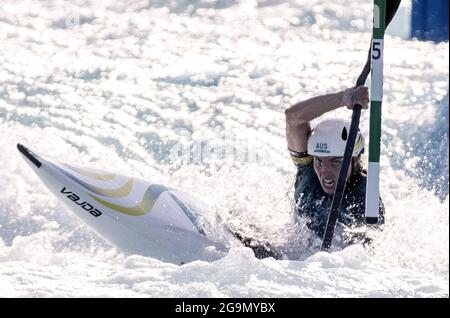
[{"xmin": 366, "ymin": 0, "xmax": 386, "ymax": 224}]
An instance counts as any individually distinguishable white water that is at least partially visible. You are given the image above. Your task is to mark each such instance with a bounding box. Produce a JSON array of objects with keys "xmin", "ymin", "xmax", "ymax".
[{"xmin": 0, "ymin": 0, "xmax": 448, "ymax": 297}]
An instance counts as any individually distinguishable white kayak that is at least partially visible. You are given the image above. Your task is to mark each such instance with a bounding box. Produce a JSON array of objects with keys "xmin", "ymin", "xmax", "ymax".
[{"xmin": 17, "ymin": 144, "xmax": 240, "ymax": 265}]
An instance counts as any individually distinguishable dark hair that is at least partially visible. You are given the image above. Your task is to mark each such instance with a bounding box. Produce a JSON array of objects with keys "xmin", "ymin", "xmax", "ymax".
[{"xmin": 352, "ymin": 154, "xmax": 366, "ymax": 176}]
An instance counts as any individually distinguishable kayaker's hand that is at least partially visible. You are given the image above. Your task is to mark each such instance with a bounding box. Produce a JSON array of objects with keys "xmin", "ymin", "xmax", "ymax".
[{"xmin": 342, "ymin": 86, "xmax": 369, "ymax": 110}]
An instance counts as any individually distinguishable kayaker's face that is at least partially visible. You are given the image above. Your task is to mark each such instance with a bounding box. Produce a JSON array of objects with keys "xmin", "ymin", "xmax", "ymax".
[{"xmin": 313, "ymin": 156, "xmax": 352, "ymax": 195}]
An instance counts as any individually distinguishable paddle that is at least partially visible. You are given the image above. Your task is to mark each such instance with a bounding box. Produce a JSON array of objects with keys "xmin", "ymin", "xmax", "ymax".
[{"xmin": 321, "ymin": 0, "xmax": 401, "ymax": 250}]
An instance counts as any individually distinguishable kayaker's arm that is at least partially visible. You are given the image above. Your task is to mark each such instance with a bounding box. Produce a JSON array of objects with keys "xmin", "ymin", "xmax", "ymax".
[{"xmin": 284, "ymin": 87, "xmax": 368, "ymax": 154}]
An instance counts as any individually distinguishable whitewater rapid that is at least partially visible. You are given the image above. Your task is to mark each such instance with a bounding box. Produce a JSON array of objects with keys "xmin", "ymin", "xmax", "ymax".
[{"xmin": 0, "ymin": 0, "xmax": 448, "ymax": 297}]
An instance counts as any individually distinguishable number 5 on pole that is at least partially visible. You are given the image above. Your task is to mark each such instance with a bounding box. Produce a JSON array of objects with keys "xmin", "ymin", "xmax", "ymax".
[{"xmin": 366, "ymin": 0, "xmax": 386, "ymax": 224}]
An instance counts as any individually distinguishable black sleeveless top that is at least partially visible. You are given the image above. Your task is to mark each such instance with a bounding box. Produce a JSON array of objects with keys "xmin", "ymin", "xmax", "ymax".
[{"xmin": 294, "ymin": 159, "xmax": 385, "ymax": 241}]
